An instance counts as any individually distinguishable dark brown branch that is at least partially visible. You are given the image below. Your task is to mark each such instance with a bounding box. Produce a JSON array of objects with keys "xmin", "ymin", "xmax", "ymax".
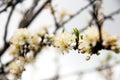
[
  {"xmin": 0, "ymin": 1, "xmax": 12, "ymax": 13},
  {"xmin": 19, "ymin": 0, "xmax": 50, "ymax": 28},
  {"xmin": 92, "ymin": 0, "xmax": 103, "ymax": 43},
  {"xmin": 88, "ymin": 0, "xmax": 103, "ymax": 53},
  {"xmin": 90, "ymin": 2, "xmax": 120, "ymax": 54},
  {"xmin": 22, "ymin": 0, "xmax": 40, "ymax": 20},
  {"xmin": 30, "ymin": 0, "xmax": 40, "ymax": 13},
  {"xmin": 0, "ymin": 0, "xmax": 23, "ymax": 57},
  {"xmin": 0, "ymin": 3, "xmax": 17, "ymax": 57},
  {"xmin": 4, "ymin": 6, "xmax": 15, "ymax": 45},
  {"xmin": 0, "ymin": 0, "xmax": 24, "ymax": 56},
  {"xmin": 0, "ymin": 4, "xmax": 15, "ymax": 79},
  {"xmin": 0, "ymin": 0, "xmax": 23, "ymax": 13},
  {"xmin": 93, "ymin": 12, "xmax": 103, "ymax": 43}
]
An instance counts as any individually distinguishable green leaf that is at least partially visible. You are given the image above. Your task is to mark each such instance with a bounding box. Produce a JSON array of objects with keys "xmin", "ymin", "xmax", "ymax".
[
  {"xmin": 62, "ymin": 28, "xmax": 65, "ymax": 33},
  {"xmin": 73, "ymin": 28, "xmax": 79, "ymax": 39}
]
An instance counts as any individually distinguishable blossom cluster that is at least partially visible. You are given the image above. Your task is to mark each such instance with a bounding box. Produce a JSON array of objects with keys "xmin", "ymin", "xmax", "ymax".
[
  {"xmin": 9, "ymin": 28, "xmax": 40, "ymax": 79},
  {"xmin": 78, "ymin": 26, "xmax": 120, "ymax": 54},
  {"xmin": 8, "ymin": 26, "xmax": 120, "ymax": 79},
  {"xmin": 53, "ymin": 32, "xmax": 76, "ymax": 53},
  {"xmin": 9, "ymin": 58, "xmax": 25, "ymax": 79},
  {"xmin": 102, "ymin": 30, "xmax": 120, "ymax": 53},
  {"xmin": 78, "ymin": 26, "xmax": 99, "ymax": 53},
  {"xmin": 9, "ymin": 28, "xmax": 40, "ymax": 58}
]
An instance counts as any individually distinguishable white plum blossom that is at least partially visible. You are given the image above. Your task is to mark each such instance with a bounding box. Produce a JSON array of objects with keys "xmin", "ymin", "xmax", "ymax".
[
  {"xmin": 83, "ymin": 26, "xmax": 99, "ymax": 44},
  {"xmin": 9, "ymin": 28, "xmax": 40, "ymax": 57},
  {"xmin": 102, "ymin": 30, "xmax": 120, "ymax": 52},
  {"xmin": 78, "ymin": 26, "xmax": 99, "ymax": 53},
  {"xmin": 9, "ymin": 59, "xmax": 25, "ymax": 79},
  {"xmin": 102, "ymin": 30, "xmax": 118, "ymax": 47},
  {"xmin": 10, "ymin": 28, "xmax": 30, "ymax": 45},
  {"xmin": 53, "ymin": 32, "xmax": 76, "ymax": 53},
  {"xmin": 8, "ymin": 26, "xmax": 120, "ymax": 79},
  {"xmin": 9, "ymin": 45, "xmax": 20, "ymax": 58},
  {"xmin": 78, "ymin": 38, "xmax": 92, "ymax": 53},
  {"xmin": 78, "ymin": 26, "xmax": 120, "ymax": 53}
]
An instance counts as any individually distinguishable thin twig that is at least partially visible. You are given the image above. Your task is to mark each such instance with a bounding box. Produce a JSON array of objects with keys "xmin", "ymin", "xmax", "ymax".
[
  {"xmin": 49, "ymin": 0, "xmax": 60, "ymax": 34},
  {"xmin": 103, "ymin": 8, "xmax": 120, "ymax": 21},
  {"xmin": 83, "ymin": 8, "xmax": 120, "ymax": 32},
  {"xmin": 61, "ymin": 0, "xmax": 96, "ymax": 27},
  {"xmin": 53, "ymin": 0, "xmax": 96, "ymax": 33}
]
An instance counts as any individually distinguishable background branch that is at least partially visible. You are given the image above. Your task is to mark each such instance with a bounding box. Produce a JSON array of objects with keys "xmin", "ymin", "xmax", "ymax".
[
  {"xmin": 19, "ymin": 0, "xmax": 50, "ymax": 28},
  {"xmin": 49, "ymin": 0, "xmax": 60, "ymax": 34}
]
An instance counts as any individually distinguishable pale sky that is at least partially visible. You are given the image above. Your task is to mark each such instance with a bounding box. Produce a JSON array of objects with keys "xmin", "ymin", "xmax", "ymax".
[{"xmin": 0, "ymin": 0, "xmax": 120, "ymax": 80}]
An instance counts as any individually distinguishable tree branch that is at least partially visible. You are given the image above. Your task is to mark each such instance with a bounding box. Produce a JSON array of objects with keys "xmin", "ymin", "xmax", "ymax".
[
  {"xmin": 0, "ymin": 0, "xmax": 23, "ymax": 13},
  {"xmin": 0, "ymin": 1, "xmax": 18, "ymax": 57},
  {"xmin": 19, "ymin": 0, "xmax": 50, "ymax": 28},
  {"xmin": 49, "ymin": 0, "xmax": 60, "ymax": 34},
  {"xmin": 61, "ymin": 0, "xmax": 96, "ymax": 27},
  {"xmin": 53, "ymin": 0, "xmax": 96, "ymax": 33},
  {"xmin": 103, "ymin": 8, "xmax": 120, "ymax": 21}
]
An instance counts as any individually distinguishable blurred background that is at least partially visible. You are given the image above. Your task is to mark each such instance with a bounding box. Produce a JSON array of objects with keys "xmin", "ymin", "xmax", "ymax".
[{"xmin": 0, "ymin": 0, "xmax": 120, "ymax": 80}]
